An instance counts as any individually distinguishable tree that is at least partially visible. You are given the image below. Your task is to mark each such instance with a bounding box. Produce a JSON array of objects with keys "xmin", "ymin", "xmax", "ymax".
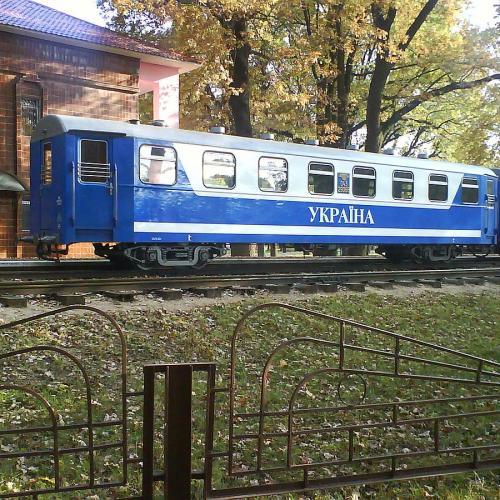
[
  {"xmin": 99, "ymin": 0, "xmax": 288, "ymax": 138},
  {"xmin": 100, "ymin": 0, "xmax": 499, "ymax": 162},
  {"xmin": 281, "ymin": 0, "xmax": 498, "ymax": 155}
]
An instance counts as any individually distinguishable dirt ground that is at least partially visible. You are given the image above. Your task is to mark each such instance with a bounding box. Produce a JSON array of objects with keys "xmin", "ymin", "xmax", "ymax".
[{"xmin": 0, "ymin": 282, "xmax": 498, "ymax": 324}]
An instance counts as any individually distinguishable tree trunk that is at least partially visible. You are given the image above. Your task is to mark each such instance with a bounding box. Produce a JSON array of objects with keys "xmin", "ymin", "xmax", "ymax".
[
  {"xmin": 228, "ymin": 18, "xmax": 252, "ymax": 137},
  {"xmin": 365, "ymin": 1, "xmax": 438, "ymax": 153},
  {"xmin": 336, "ymin": 48, "xmax": 350, "ymax": 148},
  {"xmin": 365, "ymin": 57, "xmax": 392, "ymax": 153},
  {"xmin": 227, "ymin": 17, "xmax": 252, "ymax": 257}
]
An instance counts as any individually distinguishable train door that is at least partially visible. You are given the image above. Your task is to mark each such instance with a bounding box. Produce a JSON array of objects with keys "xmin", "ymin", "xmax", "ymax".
[
  {"xmin": 39, "ymin": 141, "xmax": 54, "ymax": 231},
  {"xmin": 485, "ymin": 177, "xmax": 496, "ymax": 239},
  {"xmin": 73, "ymin": 138, "xmax": 114, "ymax": 240}
]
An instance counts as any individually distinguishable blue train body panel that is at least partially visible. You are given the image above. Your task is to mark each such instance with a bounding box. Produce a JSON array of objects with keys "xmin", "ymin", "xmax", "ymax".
[
  {"xmin": 132, "ymin": 191, "xmax": 484, "ymax": 244},
  {"xmin": 29, "ymin": 115, "xmax": 498, "ymax": 253}
]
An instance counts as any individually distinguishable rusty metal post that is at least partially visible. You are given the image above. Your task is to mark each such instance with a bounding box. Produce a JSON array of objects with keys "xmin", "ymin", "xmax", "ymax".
[
  {"xmin": 142, "ymin": 365, "xmax": 156, "ymax": 499},
  {"xmin": 165, "ymin": 364, "xmax": 193, "ymax": 500},
  {"xmin": 203, "ymin": 364, "xmax": 217, "ymax": 498}
]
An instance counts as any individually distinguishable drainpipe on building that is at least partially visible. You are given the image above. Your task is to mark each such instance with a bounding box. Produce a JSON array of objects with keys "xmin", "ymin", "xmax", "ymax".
[
  {"xmin": 13, "ymin": 75, "xmax": 44, "ymax": 255},
  {"xmin": 13, "ymin": 74, "xmax": 22, "ymax": 180}
]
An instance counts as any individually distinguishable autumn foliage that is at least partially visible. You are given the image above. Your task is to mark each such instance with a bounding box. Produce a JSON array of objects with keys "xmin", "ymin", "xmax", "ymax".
[{"xmin": 98, "ymin": 0, "xmax": 499, "ymax": 164}]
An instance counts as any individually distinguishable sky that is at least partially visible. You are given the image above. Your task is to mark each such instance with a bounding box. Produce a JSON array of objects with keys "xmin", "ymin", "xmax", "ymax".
[
  {"xmin": 34, "ymin": 0, "xmax": 106, "ymax": 26},
  {"xmin": 33, "ymin": 0, "xmax": 498, "ymax": 30}
]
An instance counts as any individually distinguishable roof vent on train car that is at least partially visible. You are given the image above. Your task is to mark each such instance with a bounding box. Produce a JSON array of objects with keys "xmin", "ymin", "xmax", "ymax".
[
  {"xmin": 346, "ymin": 144, "xmax": 359, "ymax": 150},
  {"xmin": 306, "ymin": 139, "xmax": 319, "ymax": 146},
  {"xmin": 260, "ymin": 133, "xmax": 275, "ymax": 140},
  {"xmin": 128, "ymin": 119, "xmax": 140, "ymax": 125},
  {"xmin": 210, "ymin": 126, "xmax": 226, "ymax": 134},
  {"xmin": 151, "ymin": 119, "xmax": 166, "ymax": 127},
  {"xmin": 417, "ymin": 152, "xmax": 429, "ymax": 159},
  {"xmin": 383, "ymin": 148, "xmax": 395, "ymax": 155}
]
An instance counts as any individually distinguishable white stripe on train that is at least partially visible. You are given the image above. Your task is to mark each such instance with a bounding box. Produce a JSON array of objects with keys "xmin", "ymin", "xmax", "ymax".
[{"xmin": 134, "ymin": 222, "xmax": 481, "ymax": 238}]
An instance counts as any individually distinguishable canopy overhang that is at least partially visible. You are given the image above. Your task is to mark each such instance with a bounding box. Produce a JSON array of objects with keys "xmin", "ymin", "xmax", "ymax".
[{"xmin": 0, "ymin": 171, "xmax": 26, "ymax": 192}]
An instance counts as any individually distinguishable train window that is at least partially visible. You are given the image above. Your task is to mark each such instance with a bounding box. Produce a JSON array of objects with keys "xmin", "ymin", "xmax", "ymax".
[
  {"xmin": 140, "ymin": 145, "xmax": 176, "ymax": 185},
  {"xmin": 428, "ymin": 174, "xmax": 448, "ymax": 202},
  {"xmin": 79, "ymin": 140, "xmax": 110, "ymax": 183},
  {"xmin": 392, "ymin": 170, "xmax": 414, "ymax": 200},
  {"xmin": 42, "ymin": 143, "xmax": 52, "ymax": 185},
  {"xmin": 203, "ymin": 151, "xmax": 236, "ymax": 189},
  {"xmin": 309, "ymin": 162, "xmax": 334, "ymax": 195},
  {"xmin": 352, "ymin": 166, "xmax": 376, "ymax": 197},
  {"xmin": 487, "ymin": 179, "xmax": 495, "ymax": 207},
  {"xmin": 461, "ymin": 177, "xmax": 479, "ymax": 204},
  {"xmin": 259, "ymin": 157, "xmax": 288, "ymax": 192}
]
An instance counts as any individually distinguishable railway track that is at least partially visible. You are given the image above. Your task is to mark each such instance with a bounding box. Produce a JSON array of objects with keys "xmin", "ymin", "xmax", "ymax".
[
  {"xmin": 1, "ymin": 255, "xmax": 500, "ymax": 280},
  {"xmin": 0, "ymin": 266, "xmax": 499, "ymax": 297}
]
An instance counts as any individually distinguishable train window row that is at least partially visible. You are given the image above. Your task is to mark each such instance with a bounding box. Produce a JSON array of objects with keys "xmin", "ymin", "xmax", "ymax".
[{"xmin": 76, "ymin": 141, "xmax": 484, "ymax": 205}]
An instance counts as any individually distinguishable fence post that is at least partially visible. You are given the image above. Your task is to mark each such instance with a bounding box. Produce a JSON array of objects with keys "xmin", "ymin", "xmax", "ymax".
[
  {"xmin": 204, "ymin": 364, "xmax": 217, "ymax": 498},
  {"xmin": 142, "ymin": 365, "xmax": 156, "ymax": 499},
  {"xmin": 165, "ymin": 364, "xmax": 193, "ymax": 499},
  {"xmin": 142, "ymin": 363, "xmax": 215, "ymax": 499}
]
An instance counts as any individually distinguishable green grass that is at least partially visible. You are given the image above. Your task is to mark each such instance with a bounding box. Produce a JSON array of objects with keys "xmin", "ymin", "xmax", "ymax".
[{"xmin": 0, "ymin": 290, "xmax": 498, "ymax": 498}]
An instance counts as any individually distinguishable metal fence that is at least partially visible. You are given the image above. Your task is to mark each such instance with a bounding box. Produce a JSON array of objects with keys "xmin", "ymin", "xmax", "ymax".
[
  {"xmin": 0, "ymin": 306, "xmax": 143, "ymax": 498},
  {"xmin": 144, "ymin": 303, "xmax": 500, "ymax": 498},
  {"xmin": 1, "ymin": 303, "xmax": 499, "ymax": 499}
]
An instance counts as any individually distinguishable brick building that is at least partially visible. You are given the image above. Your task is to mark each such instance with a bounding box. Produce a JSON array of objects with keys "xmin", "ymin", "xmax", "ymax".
[{"xmin": 0, "ymin": 0, "xmax": 197, "ymax": 258}]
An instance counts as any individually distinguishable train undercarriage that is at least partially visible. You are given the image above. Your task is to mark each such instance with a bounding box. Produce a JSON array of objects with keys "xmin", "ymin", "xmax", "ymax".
[
  {"xmin": 301, "ymin": 244, "xmax": 498, "ymax": 263},
  {"xmin": 376, "ymin": 244, "xmax": 498, "ymax": 263},
  {"xmin": 93, "ymin": 243, "xmax": 227, "ymax": 270},
  {"xmin": 33, "ymin": 240, "xmax": 498, "ymax": 269},
  {"xmin": 376, "ymin": 245, "xmax": 460, "ymax": 263}
]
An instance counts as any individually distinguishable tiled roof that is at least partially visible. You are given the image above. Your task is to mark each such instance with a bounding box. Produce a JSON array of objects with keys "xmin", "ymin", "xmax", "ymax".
[{"xmin": 0, "ymin": 0, "xmax": 197, "ymax": 64}]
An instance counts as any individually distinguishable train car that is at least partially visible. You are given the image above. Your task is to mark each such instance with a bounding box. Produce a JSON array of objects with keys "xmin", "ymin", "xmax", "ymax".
[{"xmin": 27, "ymin": 115, "xmax": 498, "ymax": 269}]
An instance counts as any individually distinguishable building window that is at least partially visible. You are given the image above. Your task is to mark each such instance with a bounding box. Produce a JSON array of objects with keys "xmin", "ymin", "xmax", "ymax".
[
  {"xmin": 78, "ymin": 140, "xmax": 110, "ymax": 183},
  {"xmin": 21, "ymin": 193, "xmax": 30, "ymax": 232},
  {"xmin": 21, "ymin": 97, "xmax": 41, "ymax": 136},
  {"xmin": 258, "ymin": 157, "xmax": 288, "ymax": 192},
  {"xmin": 202, "ymin": 151, "xmax": 236, "ymax": 189},
  {"xmin": 352, "ymin": 166, "xmax": 376, "ymax": 197},
  {"xmin": 428, "ymin": 174, "xmax": 448, "ymax": 202},
  {"xmin": 139, "ymin": 145, "xmax": 176, "ymax": 185},
  {"xmin": 308, "ymin": 162, "xmax": 334, "ymax": 195},
  {"xmin": 392, "ymin": 170, "xmax": 414, "ymax": 200},
  {"xmin": 462, "ymin": 177, "xmax": 479, "ymax": 204}
]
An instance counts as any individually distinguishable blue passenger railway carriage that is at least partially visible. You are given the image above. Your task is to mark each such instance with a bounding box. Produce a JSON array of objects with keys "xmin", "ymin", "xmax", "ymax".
[{"xmin": 27, "ymin": 115, "xmax": 499, "ymax": 270}]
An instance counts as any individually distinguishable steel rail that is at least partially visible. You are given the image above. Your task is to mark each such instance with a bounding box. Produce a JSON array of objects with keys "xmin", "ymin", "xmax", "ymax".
[
  {"xmin": 0, "ymin": 267, "xmax": 498, "ymax": 296},
  {"xmin": 1, "ymin": 255, "xmax": 499, "ymax": 280}
]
